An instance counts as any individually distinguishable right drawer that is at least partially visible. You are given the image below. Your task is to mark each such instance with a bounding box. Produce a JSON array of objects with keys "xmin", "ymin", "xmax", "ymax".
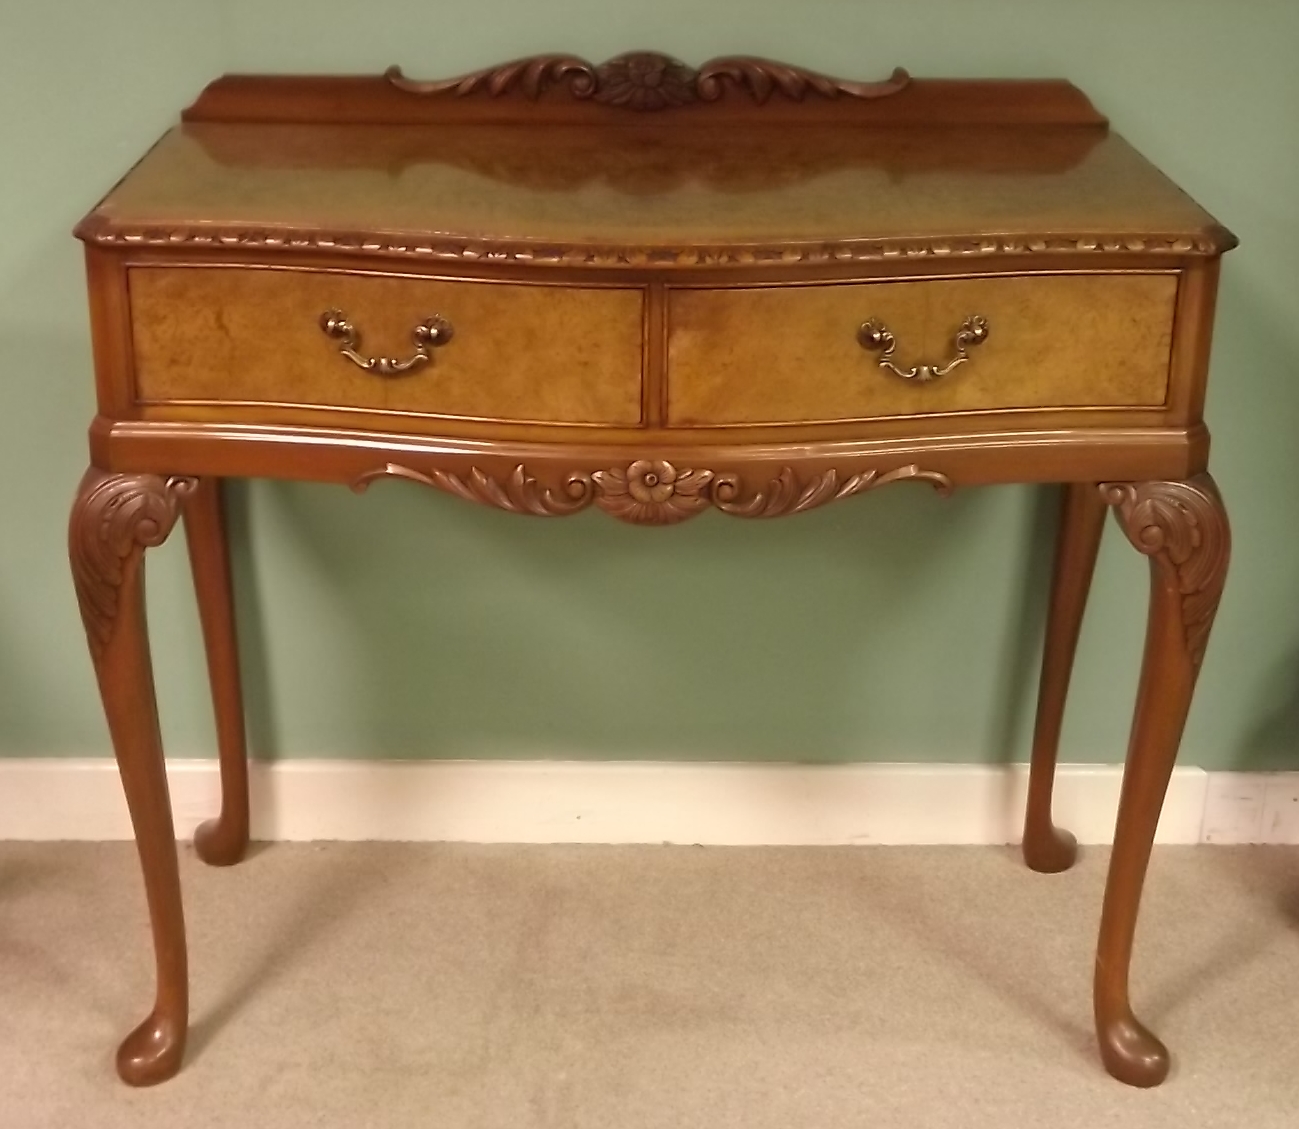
[{"xmin": 666, "ymin": 273, "xmax": 1178, "ymax": 426}]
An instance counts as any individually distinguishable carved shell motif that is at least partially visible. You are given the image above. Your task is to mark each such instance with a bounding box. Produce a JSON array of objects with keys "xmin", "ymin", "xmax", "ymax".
[{"xmin": 352, "ymin": 461, "xmax": 952, "ymax": 524}]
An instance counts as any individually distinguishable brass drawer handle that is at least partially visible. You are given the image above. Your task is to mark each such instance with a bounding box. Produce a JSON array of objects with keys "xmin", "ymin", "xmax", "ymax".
[
  {"xmin": 319, "ymin": 309, "xmax": 454, "ymax": 376},
  {"xmin": 858, "ymin": 314, "xmax": 989, "ymax": 383}
]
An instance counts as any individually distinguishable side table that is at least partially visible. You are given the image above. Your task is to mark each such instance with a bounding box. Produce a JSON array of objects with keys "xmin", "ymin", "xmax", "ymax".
[{"xmin": 70, "ymin": 52, "xmax": 1234, "ymax": 1087}]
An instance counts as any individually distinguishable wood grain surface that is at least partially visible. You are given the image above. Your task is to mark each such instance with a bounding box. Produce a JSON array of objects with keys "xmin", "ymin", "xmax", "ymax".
[
  {"xmin": 667, "ymin": 273, "xmax": 1177, "ymax": 425},
  {"xmin": 80, "ymin": 118, "xmax": 1230, "ymax": 270},
  {"xmin": 128, "ymin": 266, "xmax": 646, "ymax": 426}
]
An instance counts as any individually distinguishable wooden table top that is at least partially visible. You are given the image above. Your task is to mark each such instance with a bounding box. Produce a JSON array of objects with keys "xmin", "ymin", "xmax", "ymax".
[{"xmin": 77, "ymin": 61, "xmax": 1232, "ymax": 270}]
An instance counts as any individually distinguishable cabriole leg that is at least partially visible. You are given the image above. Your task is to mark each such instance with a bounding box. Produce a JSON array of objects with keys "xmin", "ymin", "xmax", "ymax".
[
  {"xmin": 70, "ymin": 468, "xmax": 198, "ymax": 1085},
  {"xmin": 1093, "ymin": 473, "xmax": 1229, "ymax": 1087},
  {"xmin": 183, "ymin": 478, "xmax": 250, "ymax": 866},
  {"xmin": 1023, "ymin": 482, "xmax": 1107, "ymax": 873}
]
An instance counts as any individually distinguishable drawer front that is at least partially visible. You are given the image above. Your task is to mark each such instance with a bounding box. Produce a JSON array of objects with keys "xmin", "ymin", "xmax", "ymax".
[
  {"xmin": 129, "ymin": 268, "xmax": 645, "ymax": 426},
  {"xmin": 667, "ymin": 274, "xmax": 1177, "ymax": 426}
]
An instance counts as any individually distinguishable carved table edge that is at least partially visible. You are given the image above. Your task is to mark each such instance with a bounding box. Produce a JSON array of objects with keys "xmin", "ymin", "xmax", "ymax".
[{"xmin": 75, "ymin": 218, "xmax": 1235, "ymax": 268}]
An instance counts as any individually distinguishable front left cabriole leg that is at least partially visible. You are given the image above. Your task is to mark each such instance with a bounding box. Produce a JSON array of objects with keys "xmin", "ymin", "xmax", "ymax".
[{"xmin": 70, "ymin": 468, "xmax": 198, "ymax": 1085}]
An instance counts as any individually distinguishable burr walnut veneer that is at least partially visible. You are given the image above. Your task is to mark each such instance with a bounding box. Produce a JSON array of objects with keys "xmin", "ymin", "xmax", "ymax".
[{"xmin": 70, "ymin": 53, "xmax": 1235, "ymax": 1089}]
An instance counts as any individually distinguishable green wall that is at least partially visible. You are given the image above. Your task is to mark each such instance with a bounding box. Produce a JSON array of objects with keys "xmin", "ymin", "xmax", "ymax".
[{"xmin": 3, "ymin": 1, "xmax": 1297, "ymax": 769}]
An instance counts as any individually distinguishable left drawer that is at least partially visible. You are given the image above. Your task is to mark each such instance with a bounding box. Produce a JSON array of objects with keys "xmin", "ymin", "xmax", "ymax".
[{"xmin": 127, "ymin": 267, "xmax": 646, "ymax": 426}]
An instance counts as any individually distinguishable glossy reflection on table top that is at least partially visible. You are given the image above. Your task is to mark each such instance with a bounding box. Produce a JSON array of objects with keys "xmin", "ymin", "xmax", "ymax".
[{"xmin": 86, "ymin": 121, "xmax": 1227, "ymax": 252}]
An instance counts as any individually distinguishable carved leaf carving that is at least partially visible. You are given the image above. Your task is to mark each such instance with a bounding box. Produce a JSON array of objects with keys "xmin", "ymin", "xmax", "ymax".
[
  {"xmin": 695, "ymin": 57, "xmax": 910, "ymax": 104},
  {"xmin": 384, "ymin": 57, "xmax": 597, "ymax": 100},
  {"xmin": 386, "ymin": 52, "xmax": 909, "ymax": 111},
  {"xmin": 1101, "ymin": 477, "xmax": 1230, "ymax": 668},
  {"xmin": 351, "ymin": 462, "xmax": 593, "ymax": 515},
  {"xmin": 69, "ymin": 472, "xmax": 197, "ymax": 659},
  {"xmin": 351, "ymin": 461, "xmax": 952, "ymax": 525},
  {"xmin": 713, "ymin": 465, "xmax": 953, "ymax": 517}
]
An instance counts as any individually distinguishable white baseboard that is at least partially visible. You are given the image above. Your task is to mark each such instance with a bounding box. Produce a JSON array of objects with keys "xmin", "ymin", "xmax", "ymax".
[
  {"xmin": 0, "ymin": 758, "xmax": 1259, "ymax": 845},
  {"xmin": 1200, "ymin": 772, "xmax": 1299, "ymax": 844}
]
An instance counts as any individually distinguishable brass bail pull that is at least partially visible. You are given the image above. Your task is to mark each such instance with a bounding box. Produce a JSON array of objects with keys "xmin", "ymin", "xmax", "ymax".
[
  {"xmin": 858, "ymin": 314, "xmax": 989, "ymax": 383},
  {"xmin": 319, "ymin": 309, "xmax": 454, "ymax": 377}
]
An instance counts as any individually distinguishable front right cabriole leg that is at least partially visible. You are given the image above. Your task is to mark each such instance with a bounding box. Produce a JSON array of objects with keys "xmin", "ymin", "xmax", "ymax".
[{"xmin": 1092, "ymin": 473, "xmax": 1230, "ymax": 1087}]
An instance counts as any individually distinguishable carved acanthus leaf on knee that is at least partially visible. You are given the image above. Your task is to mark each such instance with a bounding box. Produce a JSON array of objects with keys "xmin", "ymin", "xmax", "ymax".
[
  {"xmin": 69, "ymin": 471, "xmax": 198, "ymax": 657},
  {"xmin": 1100, "ymin": 476, "xmax": 1231, "ymax": 668}
]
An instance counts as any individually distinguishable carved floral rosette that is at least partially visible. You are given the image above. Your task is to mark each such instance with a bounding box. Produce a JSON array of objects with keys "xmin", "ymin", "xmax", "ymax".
[
  {"xmin": 591, "ymin": 461, "xmax": 715, "ymax": 524},
  {"xmin": 351, "ymin": 459, "xmax": 953, "ymax": 525}
]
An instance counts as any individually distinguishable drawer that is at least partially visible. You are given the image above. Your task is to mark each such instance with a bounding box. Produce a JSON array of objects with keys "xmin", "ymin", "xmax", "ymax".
[
  {"xmin": 128, "ymin": 267, "xmax": 645, "ymax": 426},
  {"xmin": 666, "ymin": 274, "xmax": 1178, "ymax": 426}
]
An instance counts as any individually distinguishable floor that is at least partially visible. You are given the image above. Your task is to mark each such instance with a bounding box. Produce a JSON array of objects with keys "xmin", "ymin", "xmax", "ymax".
[{"xmin": 1, "ymin": 842, "xmax": 1297, "ymax": 1128}]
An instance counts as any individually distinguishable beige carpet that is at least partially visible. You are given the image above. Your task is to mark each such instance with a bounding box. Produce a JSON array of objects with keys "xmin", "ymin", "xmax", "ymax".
[{"xmin": 1, "ymin": 842, "xmax": 1297, "ymax": 1128}]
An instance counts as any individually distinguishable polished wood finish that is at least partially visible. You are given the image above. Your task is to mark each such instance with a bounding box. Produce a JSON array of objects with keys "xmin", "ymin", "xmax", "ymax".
[
  {"xmin": 382, "ymin": 54, "xmax": 913, "ymax": 116},
  {"xmin": 72, "ymin": 59, "xmax": 1235, "ymax": 1087},
  {"xmin": 79, "ymin": 72, "xmax": 1230, "ymax": 274},
  {"xmin": 184, "ymin": 60, "xmax": 1109, "ymax": 127},
  {"xmin": 182, "ymin": 478, "xmax": 250, "ymax": 866},
  {"xmin": 1023, "ymin": 482, "xmax": 1108, "ymax": 873},
  {"xmin": 351, "ymin": 459, "xmax": 953, "ymax": 524},
  {"xmin": 82, "ymin": 130, "xmax": 1228, "ymax": 271},
  {"xmin": 667, "ymin": 273, "xmax": 1177, "ymax": 425},
  {"xmin": 129, "ymin": 267, "xmax": 646, "ymax": 426},
  {"xmin": 1095, "ymin": 474, "xmax": 1230, "ymax": 1086},
  {"xmin": 69, "ymin": 469, "xmax": 194, "ymax": 1085}
]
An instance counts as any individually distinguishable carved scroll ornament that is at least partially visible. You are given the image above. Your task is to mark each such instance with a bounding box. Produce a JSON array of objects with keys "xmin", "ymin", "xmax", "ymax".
[
  {"xmin": 1101, "ymin": 476, "xmax": 1230, "ymax": 668},
  {"xmin": 385, "ymin": 52, "xmax": 910, "ymax": 111},
  {"xmin": 351, "ymin": 460, "xmax": 952, "ymax": 525},
  {"xmin": 70, "ymin": 472, "xmax": 197, "ymax": 659}
]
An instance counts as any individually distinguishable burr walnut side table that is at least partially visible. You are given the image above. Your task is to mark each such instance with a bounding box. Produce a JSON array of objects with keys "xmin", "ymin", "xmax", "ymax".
[{"xmin": 70, "ymin": 52, "xmax": 1235, "ymax": 1088}]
